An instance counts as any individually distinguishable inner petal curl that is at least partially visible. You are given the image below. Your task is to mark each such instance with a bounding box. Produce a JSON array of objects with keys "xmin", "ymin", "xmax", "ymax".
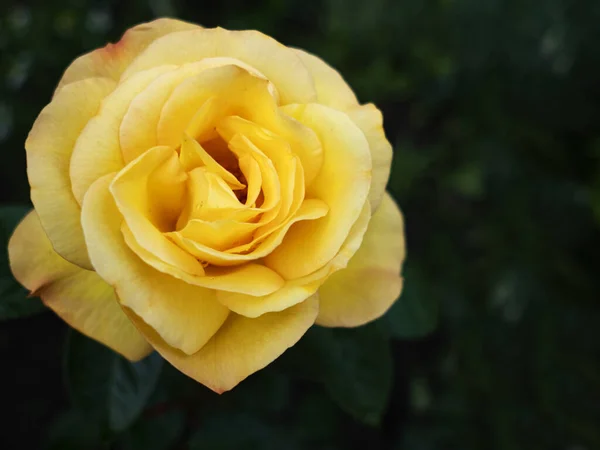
[{"xmin": 112, "ymin": 61, "xmax": 332, "ymax": 273}]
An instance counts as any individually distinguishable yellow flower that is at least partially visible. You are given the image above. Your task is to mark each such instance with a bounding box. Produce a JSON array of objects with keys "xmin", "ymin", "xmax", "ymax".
[{"xmin": 8, "ymin": 18, "xmax": 405, "ymax": 393}]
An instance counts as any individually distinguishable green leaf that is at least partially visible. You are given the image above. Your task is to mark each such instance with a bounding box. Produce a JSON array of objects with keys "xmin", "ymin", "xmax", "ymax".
[
  {"xmin": 120, "ymin": 410, "xmax": 186, "ymax": 450},
  {"xmin": 188, "ymin": 413, "xmax": 296, "ymax": 450},
  {"xmin": 385, "ymin": 264, "xmax": 439, "ymax": 339},
  {"xmin": 44, "ymin": 410, "xmax": 107, "ymax": 450},
  {"xmin": 0, "ymin": 205, "xmax": 30, "ymax": 234},
  {"xmin": 293, "ymin": 388, "xmax": 346, "ymax": 443},
  {"xmin": 447, "ymin": 162, "xmax": 485, "ymax": 199},
  {"xmin": 278, "ymin": 323, "xmax": 393, "ymax": 426},
  {"xmin": 223, "ymin": 369, "xmax": 291, "ymax": 415},
  {"xmin": 318, "ymin": 325, "xmax": 393, "ymax": 426},
  {"xmin": 65, "ymin": 330, "xmax": 163, "ymax": 432},
  {"xmin": 0, "ymin": 205, "xmax": 45, "ymax": 321},
  {"xmin": 0, "ymin": 277, "xmax": 45, "ymax": 320}
]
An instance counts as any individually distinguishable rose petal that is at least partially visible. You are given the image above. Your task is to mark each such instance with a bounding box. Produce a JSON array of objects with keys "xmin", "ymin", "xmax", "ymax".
[
  {"xmin": 217, "ymin": 117, "xmax": 305, "ymax": 245},
  {"xmin": 110, "ymin": 146, "xmax": 204, "ymax": 276},
  {"xmin": 294, "ymin": 48, "xmax": 359, "ymax": 110},
  {"xmin": 81, "ymin": 174, "xmax": 230, "ymax": 355},
  {"xmin": 265, "ymin": 103, "xmax": 372, "ymax": 279},
  {"xmin": 228, "ymin": 134, "xmax": 280, "ymax": 210},
  {"xmin": 217, "ymin": 201, "xmax": 368, "ymax": 318},
  {"xmin": 124, "ymin": 294, "xmax": 319, "ymax": 393},
  {"xmin": 122, "ymin": 28, "xmax": 316, "ymax": 105},
  {"xmin": 216, "ymin": 280, "xmax": 321, "ymax": 319},
  {"xmin": 157, "ymin": 65, "xmax": 323, "ymax": 186},
  {"xmin": 120, "ymin": 62, "xmax": 236, "ymax": 164},
  {"xmin": 70, "ymin": 65, "xmax": 175, "ymax": 204},
  {"xmin": 346, "ymin": 104, "xmax": 393, "ymax": 212},
  {"xmin": 293, "ymin": 49, "xmax": 392, "ymax": 212},
  {"xmin": 126, "ymin": 225, "xmax": 285, "ymax": 296},
  {"xmin": 180, "ymin": 133, "xmax": 245, "ymax": 189},
  {"xmin": 8, "ymin": 210, "xmax": 151, "ymax": 361},
  {"xmin": 56, "ymin": 18, "xmax": 199, "ymax": 91},
  {"xmin": 156, "ymin": 65, "xmax": 249, "ymax": 148},
  {"xmin": 169, "ymin": 198, "xmax": 328, "ymax": 267},
  {"xmin": 176, "ymin": 218, "xmax": 257, "ymax": 251},
  {"xmin": 27, "ymin": 77, "xmax": 115, "ymax": 269},
  {"xmin": 317, "ymin": 192, "xmax": 406, "ymax": 327}
]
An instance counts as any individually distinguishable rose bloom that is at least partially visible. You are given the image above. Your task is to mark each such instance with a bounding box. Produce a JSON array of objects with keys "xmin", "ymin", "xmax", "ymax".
[{"xmin": 8, "ymin": 19, "xmax": 405, "ymax": 393}]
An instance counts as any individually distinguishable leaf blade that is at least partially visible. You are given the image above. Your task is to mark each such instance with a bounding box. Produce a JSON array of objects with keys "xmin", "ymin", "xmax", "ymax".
[
  {"xmin": 66, "ymin": 329, "xmax": 163, "ymax": 433},
  {"xmin": 0, "ymin": 205, "xmax": 45, "ymax": 321}
]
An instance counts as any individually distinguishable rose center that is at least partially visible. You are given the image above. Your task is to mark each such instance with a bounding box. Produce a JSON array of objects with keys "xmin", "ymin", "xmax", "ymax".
[{"xmin": 200, "ymin": 135, "xmax": 248, "ymax": 203}]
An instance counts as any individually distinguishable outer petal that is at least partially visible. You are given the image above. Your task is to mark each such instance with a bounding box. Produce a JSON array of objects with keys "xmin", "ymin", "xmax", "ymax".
[
  {"xmin": 110, "ymin": 146, "xmax": 204, "ymax": 277},
  {"xmin": 125, "ymin": 294, "xmax": 319, "ymax": 393},
  {"xmin": 124, "ymin": 227, "xmax": 285, "ymax": 297},
  {"xmin": 215, "ymin": 202, "xmax": 369, "ymax": 319},
  {"xmin": 8, "ymin": 210, "xmax": 151, "ymax": 361},
  {"xmin": 157, "ymin": 65, "xmax": 323, "ymax": 186},
  {"xmin": 168, "ymin": 199, "xmax": 328, "ymax": 268},
  {"xmin": 121, "ymin": 28, "xmax": 317, "ymax": 105},
  {"xmin": 120, "ymin": 62, "xmax": 230, "ymax": 164},
  {"xmin": 81, "ymin": 174, "xmax": 230, "ymax": 356},
  {"xmin": 346, "ymin": 104, "xmax": 393, "ymax": 212},
  {"xmin": 265, "ymin": 103, "xmax": 372, "ymax": 279},
  {"xmin": 27, "ymin": 77, "xmax": 115, "ymax": 269},
  {"xmin": 56, "ymin": 18, "xmax": 199, "ymax": 91},
  {"xmin": 216, "ymin": 281, "xmax": 320, "ymax": 319},
  {"xmin": 110, "ymin": 147, "xmax": 285, "ymax": 296},
  {"xmin": 292, "ymin": 49, "xmax": 392, "ymax": 212},
  {"xmin": 316, "ymin": 192, "xmax": 406, "ymax": 327},
  {"xmin": 294, "ymin": 49, "xmax": 358, "ymax": 110},
  {"xmin": 70, "ymin": 65, "xmax": 175, "ymax": 204},
  {"xmin": 179, "ymin": 132, "xmax": 245, "ymax": 189}
]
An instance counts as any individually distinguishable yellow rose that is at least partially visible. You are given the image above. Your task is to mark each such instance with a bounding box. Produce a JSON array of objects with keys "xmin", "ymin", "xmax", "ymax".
[{"xmin": 8, "ymin": 18, "xmax": 405, "ymax": 393}]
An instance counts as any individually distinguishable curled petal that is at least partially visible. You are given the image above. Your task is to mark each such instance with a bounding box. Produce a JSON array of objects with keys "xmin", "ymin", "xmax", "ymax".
[
  {"xmin": 27, "ymin": 77, "xmax": 115, "ymax": 269},
  {"xmin": 265, "ymin": 103, "xmax": 372, "ymax": 279},
  {"xmin": 122, "ymin": 28, "xmax": 317, "ymax": 105},
  {"xmin": 8, "ymin": 211, "xmax": 151, "ymax": 360},
  {"xmin": 120, "ymin": 62, "xmax": 234, "ymax": 164},
  {"xmin": 179, "ymin": 133, "xmax": 245, "ymax": 189},
  {"xmin": 293, "ymin": 48, "xmax": 392, "ymax": 212},
  {"xmin": 157, "ymin": 65, "xmax": 323, "ymax": 186},
  {"xmin": 126, "ymin": 226, "xmax": 285, "ymax": 296},
  {"xmin": 108, "ymin": 149, "xmax": 286, "ymax": 296},
  {"xmin": 57, "ymin": 18, "xmax": 200, "ymax": 91},
  {"xmin": 169, "ymin": 199, "xmax": 328, "ymax": 267},
  {"xmin": 216, "ymin": 281, "xmax": 321, "ymax": 319},
  {"xmin": 124, "ymin": 294, "xmax": 319, "ymax": 393},
  {"xmin": 294, "ymin": 48, "xmax": 358, "ymax": 110},
  {"xmin": 218, "ymin": 200, "xmax": 369, "ymax": 318},
  {"xmin": 317, "ymin": 192, "xmax": 406, "ymax": 327},
  {"xmin": 70, "ymin": 66, "xmax": 175, "ymax": 204},
  {"xmin": 346, "ymin": 104, "xmax": 393, "ymax": 212},
  {"xmin": 216, "ymin": 117, "xmax": 304, "ymax": 240},
  {"xmin": 81, "ymin": 174, "xmax": 230, "ymax": 356},
  {"xmin": 110, "ymin": 146, "xmax": 204, "ymax": 276}
]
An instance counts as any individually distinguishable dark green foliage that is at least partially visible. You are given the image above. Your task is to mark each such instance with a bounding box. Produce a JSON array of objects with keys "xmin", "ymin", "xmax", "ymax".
[
  {"xmin": 278, "ymin": 324, "xmax": 394, "ymax": 426},
  {"xmin": 65, "ymin": 330, "xmax": 163, "ymax": 433},
  {"xmin": 385, "ymin": 263, "xmax": 439, "ymax": 340},
  {"xmin": 45, "ymin": 410, "xmax": 106, "ymax": 450},
  {"xmin": 0, "ymin": 205, "xmax": 45, "ymax": 320},
  {"xmin": 119, "ymin": 410, "xmax": 186, "ymax": 450},
  {"xmin": 1, "ymin": 0, "xmax": 599, "ymax": 449}
]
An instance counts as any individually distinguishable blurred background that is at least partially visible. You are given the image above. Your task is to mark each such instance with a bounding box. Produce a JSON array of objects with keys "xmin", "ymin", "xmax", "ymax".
[{"xmin": 1, "ymin": 0, "xmax": 600, "ymax": 449}]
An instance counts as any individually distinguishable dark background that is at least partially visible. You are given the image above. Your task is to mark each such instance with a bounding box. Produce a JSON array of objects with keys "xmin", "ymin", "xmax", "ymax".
[{"xmin": 1, "ymin": 1, "xmax": 600, "ymax": 449}]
